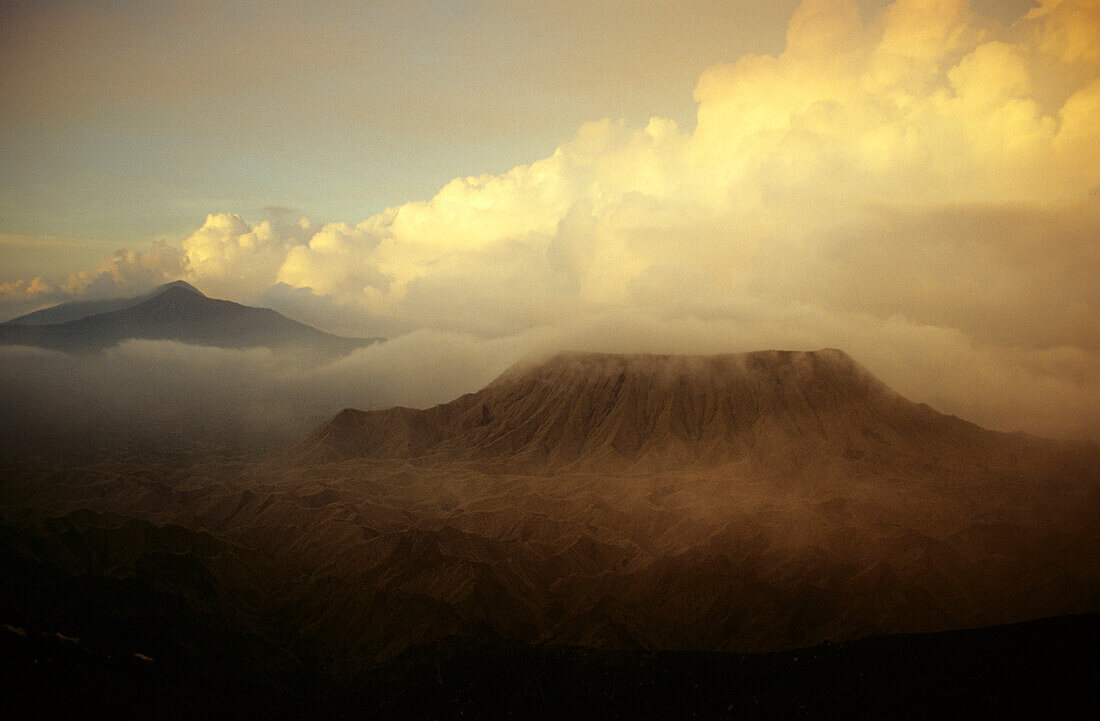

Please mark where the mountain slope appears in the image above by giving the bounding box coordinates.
[1,281,201,326]
[292,349,1068,473]
[0,282,377,355]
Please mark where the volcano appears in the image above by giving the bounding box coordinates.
[294,349,1076,478]
[0,281,377,355]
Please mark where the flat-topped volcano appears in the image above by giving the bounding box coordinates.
[0,281,378,355]
[293,349,1076,473]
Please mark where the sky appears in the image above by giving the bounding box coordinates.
[0,0,1098,443]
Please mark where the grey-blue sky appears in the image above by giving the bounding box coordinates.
[0,0,1033,253]
[0,1,780,243]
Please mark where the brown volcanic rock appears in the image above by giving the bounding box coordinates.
[292,402,474,465]
[243,349,1099,658]
[292,349,1047,474]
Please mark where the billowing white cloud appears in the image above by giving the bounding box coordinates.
[0,241,186,317]
[182,213,318,301]
[2,0,1098,441]
[251,0,1096,334]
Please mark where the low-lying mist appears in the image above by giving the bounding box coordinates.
[2,308,1097,460]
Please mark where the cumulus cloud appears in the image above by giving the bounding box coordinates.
[0,242,186,319]
[181,213,319,301]
[2,0,1098,442]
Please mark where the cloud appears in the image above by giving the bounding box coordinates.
[0,334,526,454]
[0,277,52,303]
[2,0,1098,442]
[0,242,186,320]
[253,0,1095,333]
[181,213,317,302]
[59,242,187,298]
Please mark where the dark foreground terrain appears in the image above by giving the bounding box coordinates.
[1,350,1096,718]
[2,614,1096,720]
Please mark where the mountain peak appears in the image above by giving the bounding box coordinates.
[513,348,859,372]
[0,279,377,355]
[293,349,979,472]
[154,280,205,297]
[492,348,876,396]
[1,280,206,327]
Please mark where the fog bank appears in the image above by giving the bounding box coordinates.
[2,308,1096,459]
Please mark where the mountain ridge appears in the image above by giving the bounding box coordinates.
[1,280,204,326]
[0,281,379,355]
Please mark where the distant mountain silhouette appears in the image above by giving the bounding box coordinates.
[0,281,378,355]
[292,349,1071,473]
[2,280,202,326]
